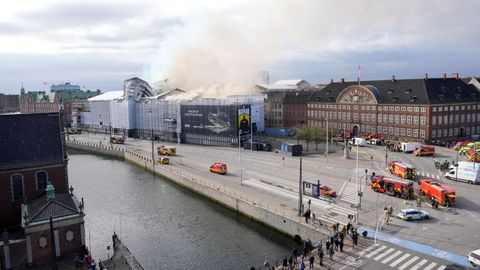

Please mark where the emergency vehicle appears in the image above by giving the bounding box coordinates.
[418,179,456,207]
[209,162,227,175]
[467,150,480,162]
[157,145,176,156]
[389,161,416,180]
[370,175,414,199]
[157,157,169,164]
[413,146,435,156]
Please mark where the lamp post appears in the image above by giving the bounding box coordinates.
[325,117,329,160]
[355,143,359,223]
[455,150,459,182]
[149,111,154,171]
[298,158,303,216]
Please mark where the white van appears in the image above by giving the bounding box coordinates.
[349,137,367,147]
[445,161,480,184]
[401,142,422,153]
[468,249,480,267]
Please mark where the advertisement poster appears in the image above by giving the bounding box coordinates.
[180,104,236,136]
[238,104,251,136]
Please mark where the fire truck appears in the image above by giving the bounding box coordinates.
[389,161,416,180]
[418,179,456,207]
[209,162,227,175]
[370,175,414,199]
[467,150,480,162]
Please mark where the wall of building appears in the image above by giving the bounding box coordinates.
[0,164,68,228]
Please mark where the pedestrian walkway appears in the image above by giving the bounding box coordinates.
[417,171,442,180]
[338,180,358,206]
[357,242,448,270]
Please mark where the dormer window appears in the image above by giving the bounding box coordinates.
[441,86,447,93]
[455,94,462,101]
[405,88,412,94]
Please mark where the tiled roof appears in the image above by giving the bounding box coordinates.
[25,194,81,224]
[284,91,315,104]
[0,113,65,170]
[308,78,480,104]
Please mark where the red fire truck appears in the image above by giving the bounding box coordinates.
[389,161,416,180]
[419,179,456,207]
[370,175,414,199]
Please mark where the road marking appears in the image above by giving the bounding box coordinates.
[409,259,428,270]
[389,253,410,267]
[373,247,394,261]
[398,255,419,270]
[366,245,387,258]
[436,266,446,270]
[381,250,402,264]
[423,262,437,270]
[357,243,378,256]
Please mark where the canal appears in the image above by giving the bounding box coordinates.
[67,150,296,269]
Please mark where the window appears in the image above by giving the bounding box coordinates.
[36,171,48,191]
[433,107,437,112]
[400,128,405,136]
[401,107,406,111]
[461,114,465,123]
[378,114,382,123]
[444,106,448,111]
[395,107,400,111]
[414,107,419,112]
[443,129,448,137]
[394,127,399,135]
[455,106,459,111]
[401,115,406,124]
[454,115,459,123]
[353,105,358,110]
[395,115,399,123]
[389,127,394,134]
[407,129,412,136]
[449,115,454,124]
[414,116,419,125]
[366,106,371,111]
[420,129,426,138]
[353,113,359,121]
[431,130,436,138]
[407,107,412,112]
[371,126,376,132]
[467,114,471,123]
[449,128,453,136]
[461,105,465,110]
[413,129,418,137]
[383,114,388,123]
[454,128,459,136]
[421,107,427,113]
[389,115,394,123]
[383,126,388,134]
[467,105,471,110]
[371,114,376,122]
[389,106,394,111]
[432,116,436,125]
[366,114,371,122]
[438,107,442,112]
[420,116,426,125]
[378,106,382,111]
[11,174,24,201]
[361,106,365,110]
[444,115,448,124]
[407,115,412,124]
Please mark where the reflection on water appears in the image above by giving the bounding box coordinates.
[67,150,294,269]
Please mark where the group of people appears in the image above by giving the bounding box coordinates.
[250,221,362,270]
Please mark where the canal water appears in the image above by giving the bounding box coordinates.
[67,150,295,269]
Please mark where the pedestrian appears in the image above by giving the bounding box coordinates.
[325,240,330,253]
[339,232,344,242]
[303,246,309,260]
[312,212,316,221]
[350,225,355,236]
[328,245,335,260]
[293,248,299,262]
[330,236,334,246]
[353,231,358,246]
[316,239,323,251]
[304,209,310,223]
[288,256,293,268]
[306,239,312,251]
[334,237,339,251]
[309,255,314,270]
[339,239,344,252]
[282,256,288,270]
[331,223,336,233]
[341,225,347,236]
[318,248,324,266]
[346,222,352,235]
[300,261,306,270]
[336,222,340,232]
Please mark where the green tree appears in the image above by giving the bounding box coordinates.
[295,125,314,151]
[312,126,326,150]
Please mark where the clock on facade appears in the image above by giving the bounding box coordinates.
[338,87,375,104]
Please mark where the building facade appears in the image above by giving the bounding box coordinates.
[283,91,314,128]
[0,94,19,113]
[306,75,480,143]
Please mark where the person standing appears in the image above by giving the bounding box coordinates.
[325,240,330,253]
[282,256,288,270]
[334,237,340,251]
[288,256,293,268]
[309,255,314,270]
[346,222,352,236]
[293,248,298,263]
[339,239,344,253]
[328,245,335,260]
[300,261,306,270]
[353,230,359,246]
[318,248,324,266]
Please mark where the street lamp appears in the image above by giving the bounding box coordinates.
[149,111,155,171]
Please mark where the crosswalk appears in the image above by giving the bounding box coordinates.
[357,243,448,270]
[417,171,442,180]
[339,180,360,205]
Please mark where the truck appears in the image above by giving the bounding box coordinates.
[389,161,416,180]
[348,137,367,146]
[413,146,435,156]
[370,175,414,199]
[157,145,176,156]
[466,150,480,162]
[445,161,480,184]
[459,141,480,155]
[401,142,422,153]
[418,179,456,207]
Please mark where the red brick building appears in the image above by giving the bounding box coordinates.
[306,74,480,143]
[0,113,85,268]
[283,91,314,127]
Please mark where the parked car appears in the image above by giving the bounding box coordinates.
[397,208,430,221]
[468,249,480,267]
[319,184,337,197]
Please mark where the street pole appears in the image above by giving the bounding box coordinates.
[250,113,253,152]
[238,130,243,185]
[356,143,359,224]
[385,144,388,166]
[298,157,303,216]
[455,150,458,182]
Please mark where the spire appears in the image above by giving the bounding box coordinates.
[46,182,55,200]
[20,82,25,95]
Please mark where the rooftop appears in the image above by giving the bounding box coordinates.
[88,91,124,101]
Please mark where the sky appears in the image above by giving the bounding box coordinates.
[0,0,479,95]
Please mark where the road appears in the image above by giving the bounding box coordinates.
[71,133,478,267]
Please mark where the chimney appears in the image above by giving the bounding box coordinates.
[341,78,345,84]
[391,75,396,82]
[330,79,334,84]
[424,73,429,80]
[452,73,459,79]
[443,73,447,80]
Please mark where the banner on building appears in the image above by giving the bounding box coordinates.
[237,104,251,136]
[180,104,236,136]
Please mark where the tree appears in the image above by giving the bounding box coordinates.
[312,126,326,150]
[295,125,314,151]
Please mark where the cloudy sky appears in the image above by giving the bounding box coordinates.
[1,0,479,94]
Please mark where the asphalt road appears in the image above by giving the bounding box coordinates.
[71,133,478,266]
